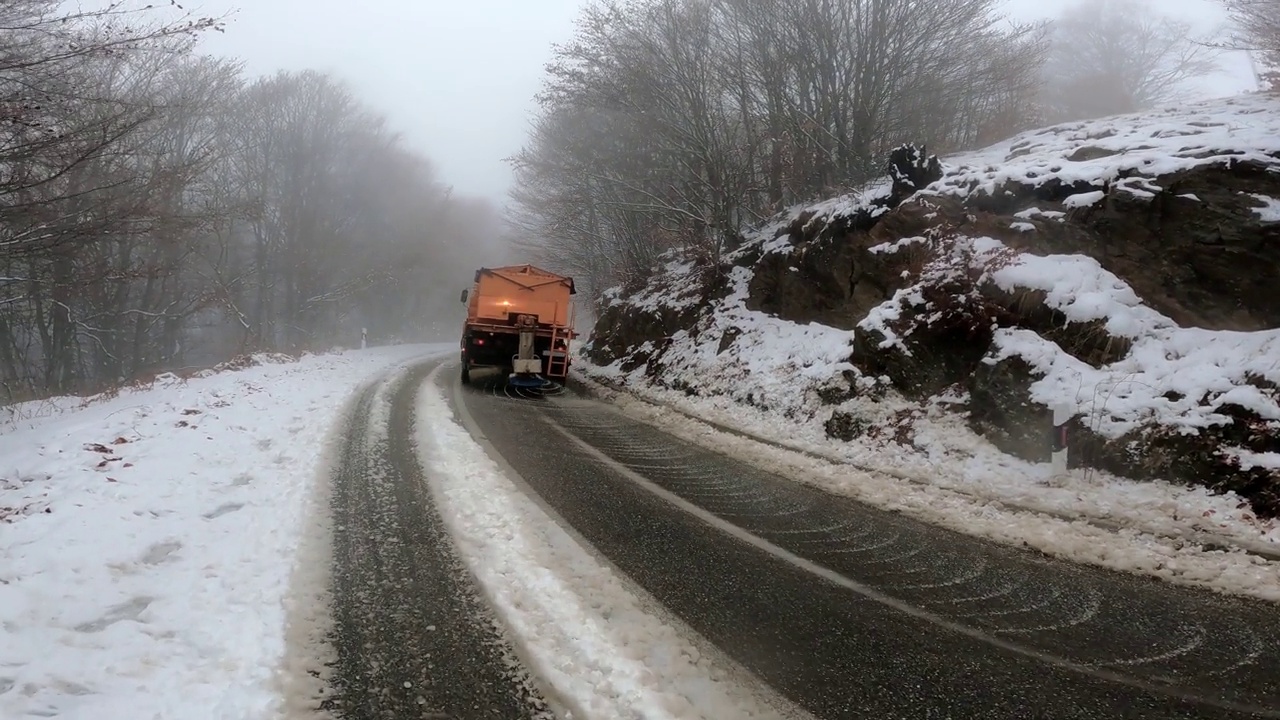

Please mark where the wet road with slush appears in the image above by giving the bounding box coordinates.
[446,366,1280,720]
[323,363,554,720]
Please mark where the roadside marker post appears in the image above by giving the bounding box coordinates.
[1051,403,1071,475]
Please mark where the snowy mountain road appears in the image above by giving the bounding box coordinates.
[445,367,1280,720]
[323,364,555,720]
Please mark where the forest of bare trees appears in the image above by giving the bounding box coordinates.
[508,0,1048,303]
[0,2,503,401]
[1040,0,1220,122]
[1226,0,1280,84]
[5,0,1276,400]
[508,0,1262,306]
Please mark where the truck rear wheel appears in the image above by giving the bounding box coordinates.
[461,363,471,385]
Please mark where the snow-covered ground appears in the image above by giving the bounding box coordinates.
[414,366,805,720]
[0,344,445,720]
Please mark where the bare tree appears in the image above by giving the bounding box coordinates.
[0,1,218,394]
[0,3,505,400]
[222,70,497,353]
[511,0,1047,300]
[1042,0,1220,122]
[1222,0,1280,86]
[508,103,674,304]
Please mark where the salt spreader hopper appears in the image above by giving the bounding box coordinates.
[458,265,578,387]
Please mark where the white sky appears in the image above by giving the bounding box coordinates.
[190,0,1255,204]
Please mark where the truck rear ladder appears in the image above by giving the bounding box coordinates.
[546,324,570,379]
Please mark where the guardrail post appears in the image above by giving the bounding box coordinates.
[361,327,368,350]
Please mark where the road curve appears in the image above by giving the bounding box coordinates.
[447,366,1280,720]
[323,362,553,720]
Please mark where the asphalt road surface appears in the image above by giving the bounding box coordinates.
[323,363,553,720]
[442,366,1280,720]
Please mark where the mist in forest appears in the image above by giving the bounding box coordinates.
[1,0,1271,400]
[0,1,513,400]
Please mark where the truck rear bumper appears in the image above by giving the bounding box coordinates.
[460,325,572,377]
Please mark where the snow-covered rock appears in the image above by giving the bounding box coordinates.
[580,93,1280,554]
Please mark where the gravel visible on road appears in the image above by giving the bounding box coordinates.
[323,364,553,720]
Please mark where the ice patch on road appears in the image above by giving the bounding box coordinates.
[415,368,808,720]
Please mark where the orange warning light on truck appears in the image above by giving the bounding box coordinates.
[458,264,578,387]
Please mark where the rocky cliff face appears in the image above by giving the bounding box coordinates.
[583,93,1280,517]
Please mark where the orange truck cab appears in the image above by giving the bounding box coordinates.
[458,264,578,386]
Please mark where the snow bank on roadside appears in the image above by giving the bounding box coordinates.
[583,312,1280,591]
[654,265,859,415]
[0,344,445,720]
[582,234,1280,568]
[576,373,1280,603]
[414,367,803,720]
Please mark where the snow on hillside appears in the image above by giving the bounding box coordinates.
[861,234,1280,440]
[0,345,442,720]
[930,92,1280,202]
[579,93,1280,597]
[650,265,861,413]
[582,259,1280,599]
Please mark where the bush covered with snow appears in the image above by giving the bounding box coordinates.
[582,92,1280,520]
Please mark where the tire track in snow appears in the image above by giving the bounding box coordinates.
[322,364,552,720]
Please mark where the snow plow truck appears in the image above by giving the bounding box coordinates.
[458,264,578,387]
